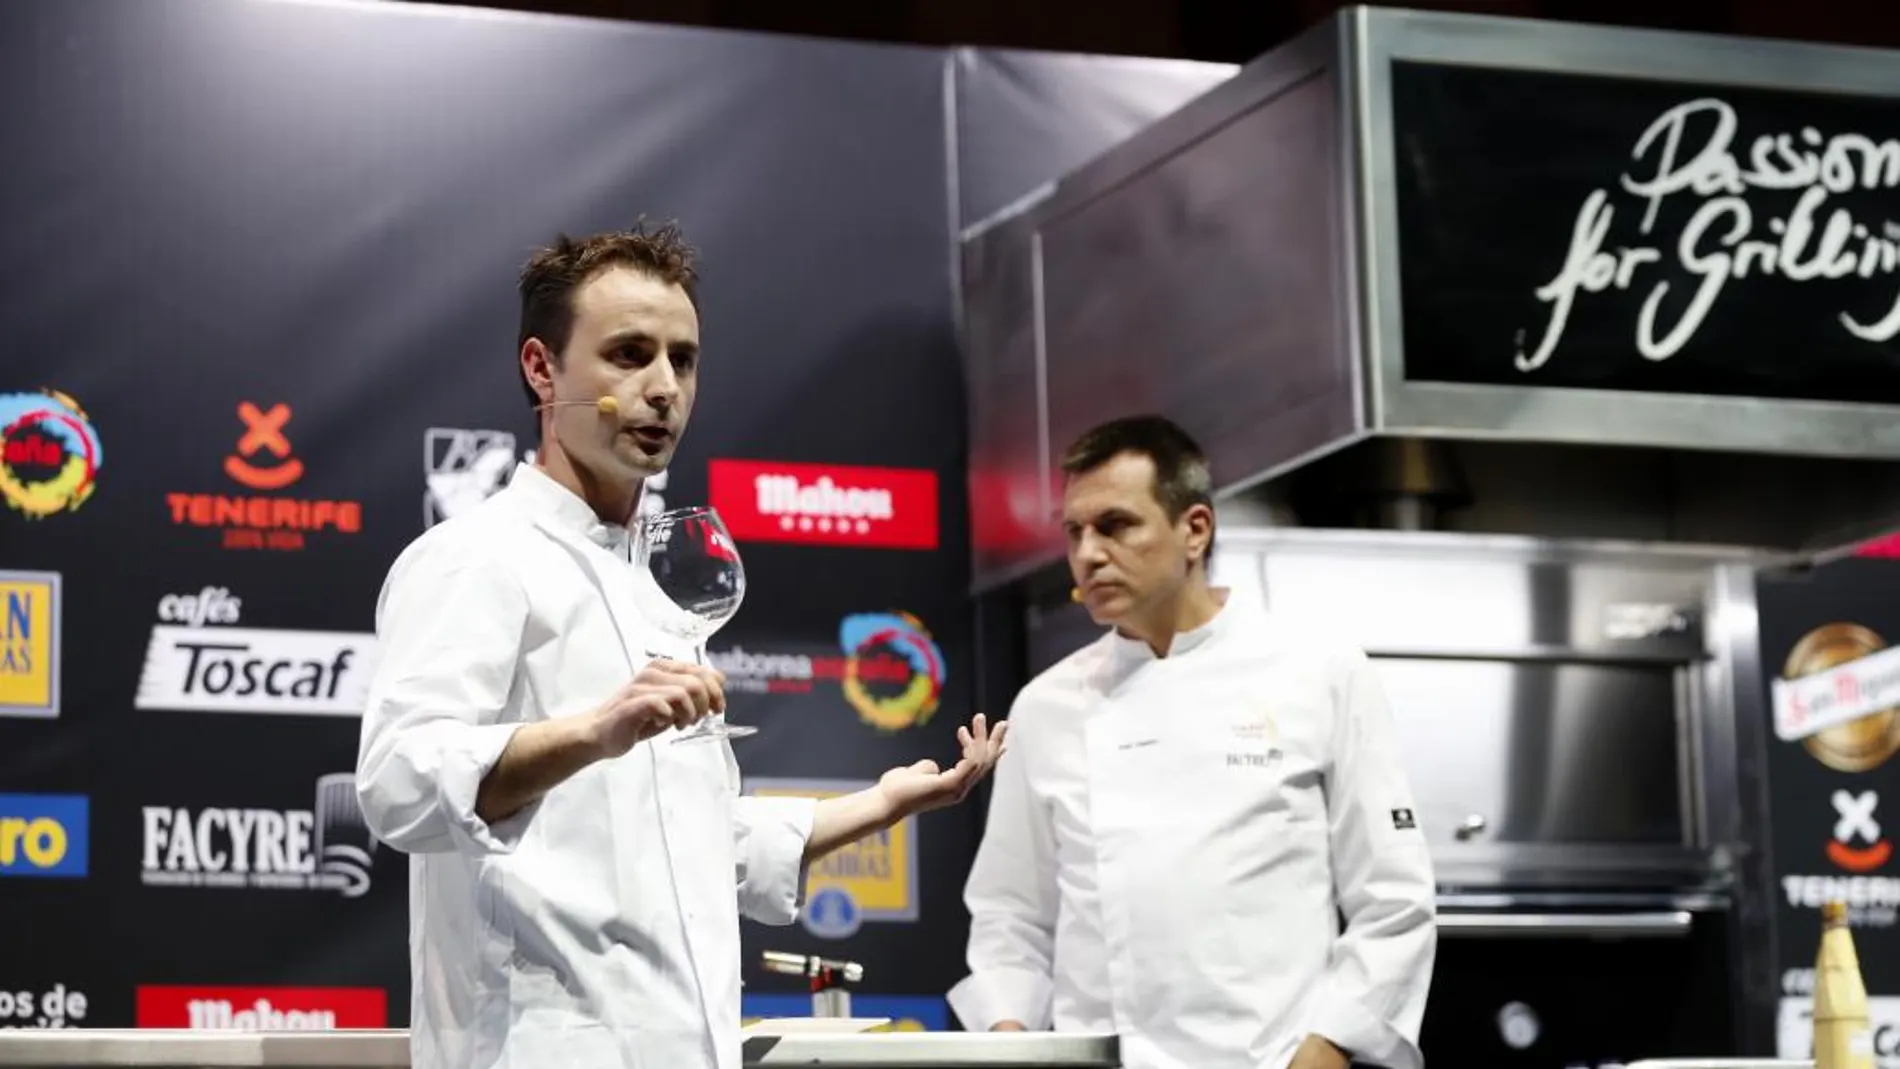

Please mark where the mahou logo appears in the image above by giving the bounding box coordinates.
[135,986,386,1030]
[709,459,937,550]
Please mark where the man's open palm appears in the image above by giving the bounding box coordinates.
[876,713,1009,816]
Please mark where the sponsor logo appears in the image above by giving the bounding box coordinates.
[0,571,59,719]
[0,794,88,878]
[744,778,917,940]
[140,773,380,898]
[840,613,944,731]
[1520,98,1900,375]
[0,984,89,1029]
[742,994,947,1032]
[709,612,945,732]
[1781,872,1900,928]
[136,986,387,1030]
[1831,790,1893,873]
[134,587,376,717]
[1777,994,1900,1067]
[166,402,362,551]
[0,389,101,519]
[709,459,937,550]
[424,427,523,527]
[1771,622,1900,773]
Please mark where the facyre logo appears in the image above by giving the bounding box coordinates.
[1785,792,1900,925]
[167,402,362,551]
[744,778,917,940]
[1520,99,1900,373]
[136,985,388,1030]
[0,570,60,719]
[0,389,102,520]
[134,587,376,717]
[0,985,89,1030]
[141,772,380,899]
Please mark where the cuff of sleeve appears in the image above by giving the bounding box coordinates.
[946,969,1053,1032]
[738,796,817,926]
[438,722,537,854]
[1305,997,1418,1069]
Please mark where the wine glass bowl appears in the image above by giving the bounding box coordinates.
[630,506,757,741]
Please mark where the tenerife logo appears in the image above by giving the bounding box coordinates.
[841,612,945,732]
[0,571,60,719]
[167,402,363,551]
[141,773,380,898]
[0,390,101,519]
[745,778,917,940]
[1830,790,1892,874]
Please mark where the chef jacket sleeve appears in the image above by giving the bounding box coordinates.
[1303,649,1437,1069]
[947,702,1058,1032]
[731,795,818,925]
[355,537,536,857]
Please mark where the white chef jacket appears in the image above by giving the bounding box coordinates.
[948,593,1436,1069]
[355,462,817,1069]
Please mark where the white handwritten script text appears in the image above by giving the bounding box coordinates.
[1519,98,1900,371]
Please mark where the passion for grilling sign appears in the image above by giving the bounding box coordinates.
[1390,60,1900,404]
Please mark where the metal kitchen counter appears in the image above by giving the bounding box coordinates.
[0,1030,1122,1068]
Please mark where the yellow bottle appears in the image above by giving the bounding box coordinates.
[1813,900,1875,1069]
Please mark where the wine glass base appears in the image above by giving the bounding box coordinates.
[671,723,759,743]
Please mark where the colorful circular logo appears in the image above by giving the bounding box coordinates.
[0,389,103,519]
[839,612,944,732]
[1783,622,1900,773]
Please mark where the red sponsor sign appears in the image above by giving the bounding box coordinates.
[709,459,937,550]
[135,986,386,1030]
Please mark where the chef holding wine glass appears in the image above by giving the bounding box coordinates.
[354,222,1007,1069]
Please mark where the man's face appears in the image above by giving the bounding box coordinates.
[539,265,699,483]
[1061,451,1206,625]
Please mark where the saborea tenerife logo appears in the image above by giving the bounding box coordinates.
[710,612,946,732]
[0,390,102,519]
[167,402,362,551]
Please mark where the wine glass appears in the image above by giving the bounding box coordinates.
[631,505,757,742]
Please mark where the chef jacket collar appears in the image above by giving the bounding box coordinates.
[1108,586,1243,663]
[504,461,641,558]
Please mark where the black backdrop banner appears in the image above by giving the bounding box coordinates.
[1390,60,1900,404]
[1756,558,1900,1060]
[0,0,1235,1036]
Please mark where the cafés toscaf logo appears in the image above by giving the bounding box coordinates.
[1519,98,1900,372]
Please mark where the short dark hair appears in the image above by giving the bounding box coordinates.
[516,220,701,411]
[1061,414,1216,560]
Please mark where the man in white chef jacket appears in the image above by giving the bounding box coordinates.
[355,223,1006,1069]
[948,415,1435,1069]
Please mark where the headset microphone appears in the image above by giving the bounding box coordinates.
[537,396,620,416]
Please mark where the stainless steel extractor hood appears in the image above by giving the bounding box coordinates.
[958,5,1900,592]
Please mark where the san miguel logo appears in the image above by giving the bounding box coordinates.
[0,390,102,520]
[1771,622,1900,774]
[167,402,362,551]
[1520,98,1900,373]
